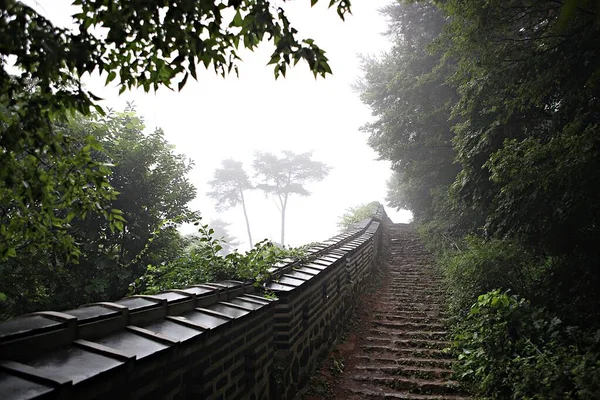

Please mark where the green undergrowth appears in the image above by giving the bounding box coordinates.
[131,219,311,295]
[419,227,600,399]
[452,290,600,399]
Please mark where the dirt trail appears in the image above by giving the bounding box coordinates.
[302,224,471,400]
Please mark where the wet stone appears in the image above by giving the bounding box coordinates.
[28,346,122,384]
[116,297,159,312]
[151,292,190,303]
[185,310,229,329]
[242,294,272,302]
[0,315,63,342]
[0,371,54,400]
[144,320,202,342]
[265,282,294,292]
[216,281,243,289]
[64,306,119,323]
[96,331,168,359]
[179,287,214,297]
[277,276,305,287]
[228,299,264,310]
[208,304,249,319]
[201,283,227,290]
[295,266,321,276]
[285,271,314,281]
[310,258,335,267]
[304,262,329,271]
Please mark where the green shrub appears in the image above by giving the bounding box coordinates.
[439,236,547,316]
[131,220,309,294]
[453,289,600,399]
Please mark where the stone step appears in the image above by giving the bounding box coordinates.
[346,386,472,400]
[360,345,451,360]
[371,324,446,333]
[372,311,448,319]
[362,337,449,350]
[307,227,472,400]
[368,329,448,340]
[355,365,453,380]
[351,375,464,396]
[372,321,447,331]
[353,355,456,369]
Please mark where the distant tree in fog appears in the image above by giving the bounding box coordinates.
[253,151,330,245]
[207,160,254,248]
[208,219,240,255]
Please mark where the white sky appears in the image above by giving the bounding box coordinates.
[31,0,412,249]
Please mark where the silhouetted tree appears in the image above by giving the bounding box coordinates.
[253,151,330,245]
[207,160,254,248]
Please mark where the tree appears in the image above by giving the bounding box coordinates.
[0,0,350,261]
[253,151,330,245]
[436,0,600,255]
[208,160,254,248]
[362,1,600,396]
[357,1,459,224]
[0,107,197,316]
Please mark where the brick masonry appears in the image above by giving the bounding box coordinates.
[0,208,390,400]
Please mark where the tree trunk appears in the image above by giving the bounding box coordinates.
[280,195,288,246]
[240,190,253,249]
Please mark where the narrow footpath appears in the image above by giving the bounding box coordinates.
[304,224,471,400]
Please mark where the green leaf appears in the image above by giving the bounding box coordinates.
[232,10,243,27]
[105,71,117,85]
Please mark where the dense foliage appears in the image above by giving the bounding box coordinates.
[0,108,196,317]
[360,0,600,397]
[453,290,600,399]
[135,219,310,295]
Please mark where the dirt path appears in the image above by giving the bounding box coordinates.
[301,224,471,400]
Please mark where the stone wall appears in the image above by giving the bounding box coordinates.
[0,208,389,400]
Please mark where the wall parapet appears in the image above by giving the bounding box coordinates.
[0,207,390,399]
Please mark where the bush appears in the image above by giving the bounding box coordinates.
[132,220,309,294]
[452,289,600,399]
[439,236,546,316]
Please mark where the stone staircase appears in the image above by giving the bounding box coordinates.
[313,224,471,400]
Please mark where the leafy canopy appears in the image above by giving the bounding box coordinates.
[357,1,458,223]
[0,108,197,316]
[208,159,253,211]
[136,218,310,295]
[253,150,330,198]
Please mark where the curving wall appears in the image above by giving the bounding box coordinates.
[0,207,390,400]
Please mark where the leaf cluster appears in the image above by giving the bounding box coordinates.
[452,289,600,399]
[135,217,310,294]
